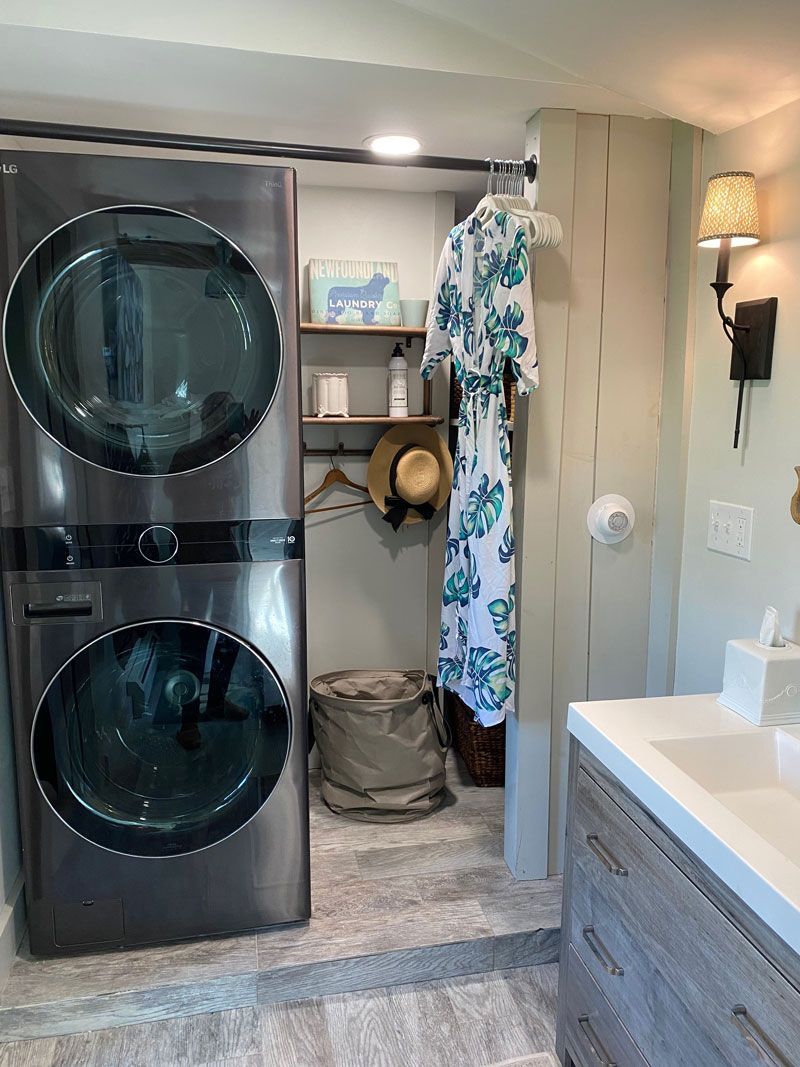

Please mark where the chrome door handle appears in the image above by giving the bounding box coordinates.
[582,925,624,976]
[586,833,628,876]
[731,1005,790,1067]
[578,1016,617,1067]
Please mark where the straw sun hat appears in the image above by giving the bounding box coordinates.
[367,425,453,531]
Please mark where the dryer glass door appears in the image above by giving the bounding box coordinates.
[4,206,282,475]
[32,620,291,856]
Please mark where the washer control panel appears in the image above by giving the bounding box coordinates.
[138,526,179,563]
[1,519,304,571]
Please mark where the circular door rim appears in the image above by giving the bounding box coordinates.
[30,616,294,860]
[2,202,285,479]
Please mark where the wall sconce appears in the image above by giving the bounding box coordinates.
[697,170,777,449]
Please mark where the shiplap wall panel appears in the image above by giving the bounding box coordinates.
[505,109,577,879]
[548,113,610,871]
[508,112,673,877]
[646,122,702,697]
[588,116,672,701]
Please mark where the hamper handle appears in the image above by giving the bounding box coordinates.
[306,698,317,754]
[424,678,451,750]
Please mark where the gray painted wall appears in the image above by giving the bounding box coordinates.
[297,185,455,685]
[674,96,800,692]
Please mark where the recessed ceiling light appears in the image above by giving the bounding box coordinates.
[364,134,422,157]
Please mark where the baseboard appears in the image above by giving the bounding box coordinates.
[0,872,25,988]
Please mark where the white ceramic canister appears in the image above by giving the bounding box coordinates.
[313,372,350,417]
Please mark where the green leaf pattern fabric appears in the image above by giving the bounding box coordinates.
[422,210,538,725]
[499,526,514,564]
[464,474,504,537]
[443,569,470,608]
[488,583,515,637]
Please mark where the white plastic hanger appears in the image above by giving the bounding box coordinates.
[475,160,563,250]
[475,159,526,223]
[474,159,503,225]
[480,160,535,227]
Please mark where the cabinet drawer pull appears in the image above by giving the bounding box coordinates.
[731,1005,790,1067]
[586,833,628,876]
[582,925,624,976]
[578,1016,617,1067]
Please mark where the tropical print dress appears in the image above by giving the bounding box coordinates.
[422,211,538,727]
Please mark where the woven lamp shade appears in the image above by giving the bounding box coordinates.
[698,171,759,248]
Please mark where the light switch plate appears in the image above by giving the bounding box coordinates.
[708,500,754,560]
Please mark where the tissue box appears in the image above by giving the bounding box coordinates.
[718,638,800,726]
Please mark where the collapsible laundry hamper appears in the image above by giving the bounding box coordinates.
[309,669,449,822]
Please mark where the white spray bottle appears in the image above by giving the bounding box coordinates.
[388,342,409,418]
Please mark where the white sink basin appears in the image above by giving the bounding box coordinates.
[569,694,800,956]
[651,727,800,866]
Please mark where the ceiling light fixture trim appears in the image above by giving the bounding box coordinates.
[364,134,422,156]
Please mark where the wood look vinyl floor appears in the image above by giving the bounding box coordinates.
[0,964,561,1067]
[0,753,562,1044]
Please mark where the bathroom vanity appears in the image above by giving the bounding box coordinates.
[557,695,800,1067]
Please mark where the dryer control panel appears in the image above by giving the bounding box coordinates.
[1,519,304,571]
[138,526,180,564]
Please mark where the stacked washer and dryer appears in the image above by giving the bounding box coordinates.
[0,151,310,954]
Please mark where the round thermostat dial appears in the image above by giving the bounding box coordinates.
[138,525,179,563]
[587,495,635,544]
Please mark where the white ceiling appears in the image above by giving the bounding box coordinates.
[0,0,798,202]
[400,0,800,134]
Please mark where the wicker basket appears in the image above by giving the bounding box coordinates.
[503,366,517,426]
[445,689,505,787]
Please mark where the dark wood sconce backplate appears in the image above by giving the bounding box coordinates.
[730,297,778,381]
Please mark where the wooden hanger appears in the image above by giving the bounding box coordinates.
[303,463,369,506]
[305,498,371,514]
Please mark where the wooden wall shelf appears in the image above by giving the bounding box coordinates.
[303,415,443,426]
[301,322,436,424]
[300,322,426,338]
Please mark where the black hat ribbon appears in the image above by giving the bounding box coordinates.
[382,444,436,532]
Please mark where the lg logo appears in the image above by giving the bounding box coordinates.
[1,163,17,175]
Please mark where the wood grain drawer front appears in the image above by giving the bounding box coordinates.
[564,944,647,1067]
[571,765,800,1067]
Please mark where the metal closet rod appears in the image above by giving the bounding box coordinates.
[0,118,538,180]
[304,442,372,458]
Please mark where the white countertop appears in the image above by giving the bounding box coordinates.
[568,693,800,957]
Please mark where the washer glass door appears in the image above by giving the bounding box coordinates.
[32,621,291,856]
[4,206,281,475]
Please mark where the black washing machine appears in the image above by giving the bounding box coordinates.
[2,525,309,953]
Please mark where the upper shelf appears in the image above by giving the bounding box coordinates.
[300,322,427,338]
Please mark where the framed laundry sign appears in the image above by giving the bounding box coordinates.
[309,259,401,326]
